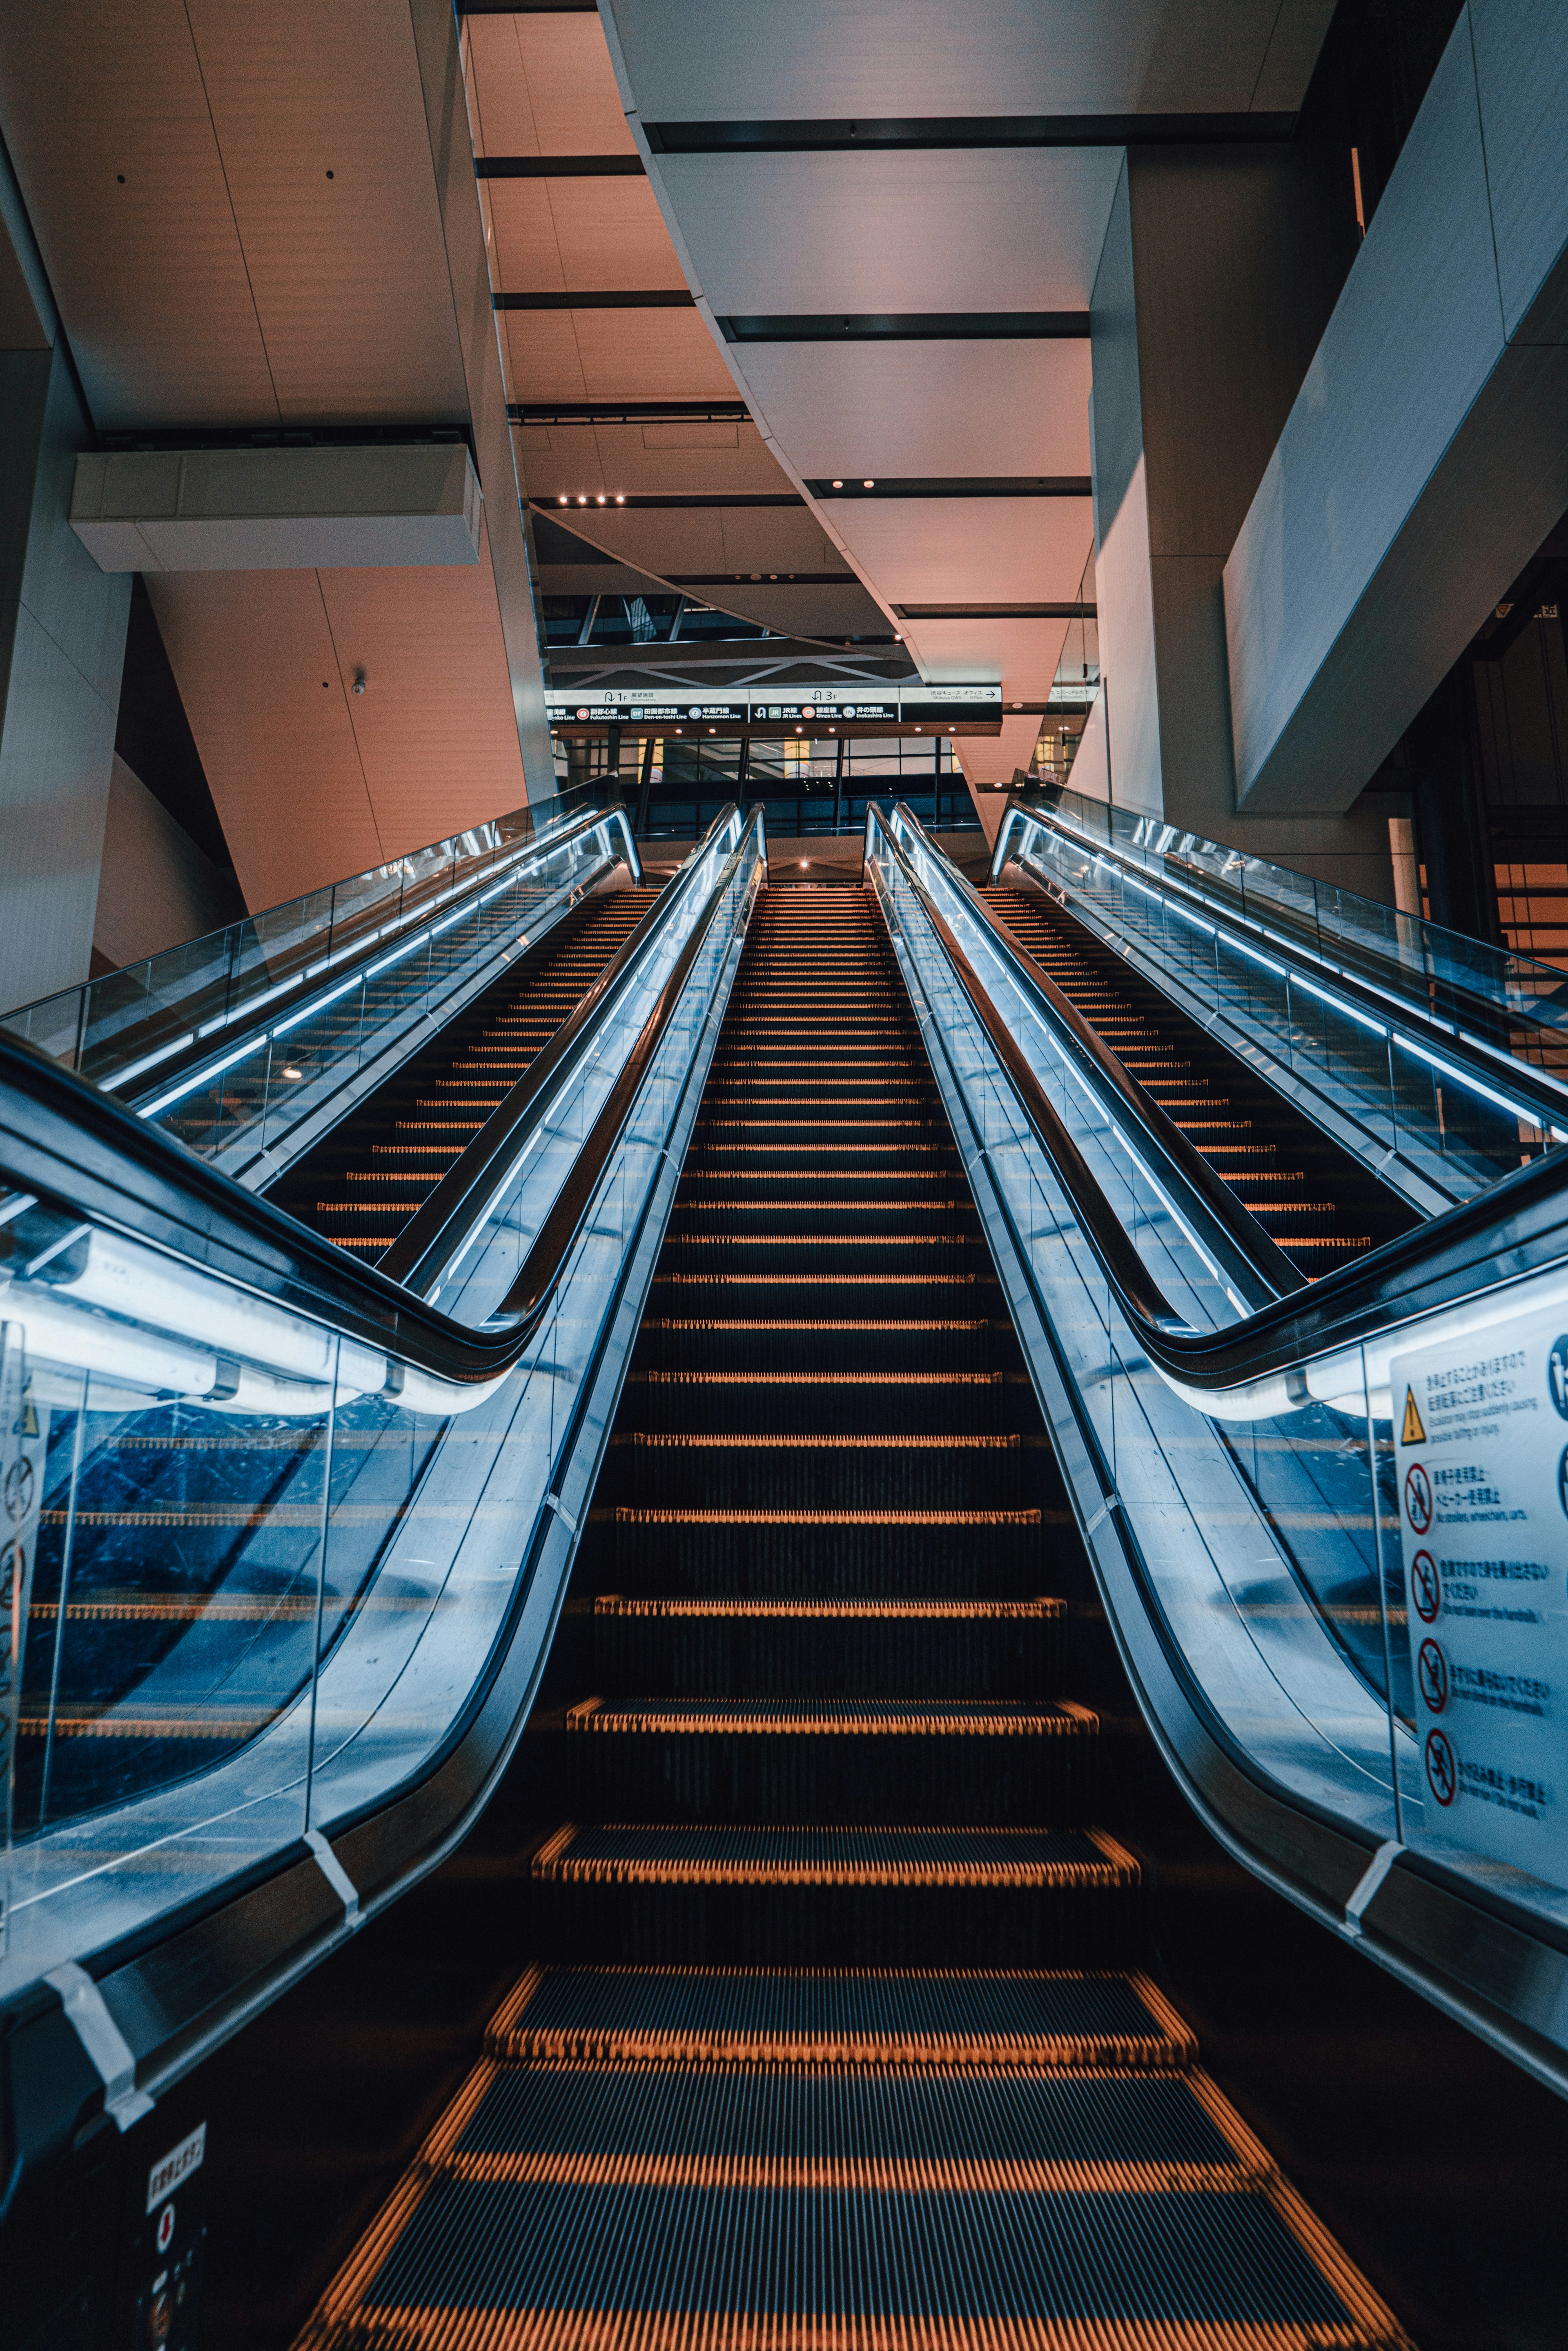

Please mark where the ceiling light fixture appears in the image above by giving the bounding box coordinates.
[831,478,843,489]
[596,494,606,504]
[862,478,874,488]
[615,494,625,504]
[557,495,567,505]
[577,495,587,505]
[894,633,903,642]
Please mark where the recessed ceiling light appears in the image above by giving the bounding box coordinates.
[831,478,843,489]
[615,494,624,504]
[862,478,874,488]
[915,726,922,732]
[577,495,587,505]
[557,494,567,505]
[596,494,606,504]
[894,633,903,642]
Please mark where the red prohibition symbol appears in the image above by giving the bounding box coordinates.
[1417,1638,1449,1713]
[1425,1727,1457,1807]
[1404,1461,1433,1535]
[156,2202,176,2255]
[1411,1550,1441,1623]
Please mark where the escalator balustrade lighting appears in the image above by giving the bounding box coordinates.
[271,888,659,1255]
[298,885,1409,2351]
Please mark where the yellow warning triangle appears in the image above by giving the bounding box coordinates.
[1401,1386,1426,1446]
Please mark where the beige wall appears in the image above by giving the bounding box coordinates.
[91,754,240,972]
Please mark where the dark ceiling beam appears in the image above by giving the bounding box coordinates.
[496,290,695,309]
[808,477,1091,499]
[895,602,1097,618]
[512,401,750,425]
[719,312,1088,341]
[645,114,1297,154]
[477,156,646,177]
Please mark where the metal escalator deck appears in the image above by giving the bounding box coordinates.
[984,882,1419,1274]
[269,883,660,1255]
[295,884,1410,2351]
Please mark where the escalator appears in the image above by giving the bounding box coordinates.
[269,884,659,1255]
[294,884,1407,2350]
[5,789,1568,2347]
[983,884,1416,1274]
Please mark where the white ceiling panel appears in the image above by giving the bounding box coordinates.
[485,178,688,294]
[734,341,1092,478]
[964,711,1050,788]
[0,2,276,426]
[553,506,840,577]
[186,4,468,424]
[898,615,1071,693]
[830,497,1093,604]
[662,151,1123,312]
[607,0,1330,120]
[508,307,739,403]
[469,12,638,156]
[518,419,793,501]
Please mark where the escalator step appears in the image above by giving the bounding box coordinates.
[483,1964,1193,2070]
[591,1594,1065,1698]
[564,1696,1098,1821]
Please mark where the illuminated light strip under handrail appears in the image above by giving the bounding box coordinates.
[992,798,1568,1143]
[129,804,637,1118]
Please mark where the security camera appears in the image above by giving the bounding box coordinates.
[352,671,367,695]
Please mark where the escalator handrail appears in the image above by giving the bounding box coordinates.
[0,814,757,1398]
[869,808,1568,1399]
[886,804,1304,1315]
[382,803,742,1295]
[121,799,640,1119]
[991,795,1568,1132]
[494,805,766,1339]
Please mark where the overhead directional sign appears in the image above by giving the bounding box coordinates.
[544,685,1002,733]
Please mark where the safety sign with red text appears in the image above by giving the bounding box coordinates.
[1392,1306,1568,1883]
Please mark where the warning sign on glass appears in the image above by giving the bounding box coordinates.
[1391,1307,1568,1883]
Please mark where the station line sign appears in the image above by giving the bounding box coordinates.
[545,685,1002,735]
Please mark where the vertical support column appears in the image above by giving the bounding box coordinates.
[0,161,130,1011]
[1087,143,1398,896]
[833,733,846,834]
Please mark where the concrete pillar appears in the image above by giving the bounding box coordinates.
[0,154,129,1012]
[1088,141,1396,898]
[1224,1,1568,817]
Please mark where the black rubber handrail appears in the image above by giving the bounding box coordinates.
[889,805,1303,1315]
[382,802,742,1295]
[0,814,762,1393]
[871,811,1568,1395]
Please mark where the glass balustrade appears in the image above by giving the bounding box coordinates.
[995,793,1568,1207]
[0,807,763,2002]
[0,781,619,1128]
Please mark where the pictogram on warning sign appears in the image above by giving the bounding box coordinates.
[1404,1461,1432,1534]
[1425,1727,1457,1807]
[1417,1637,1449,1713]
[1411,1550,1441,1624]
[1401,1386,1426,1446]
